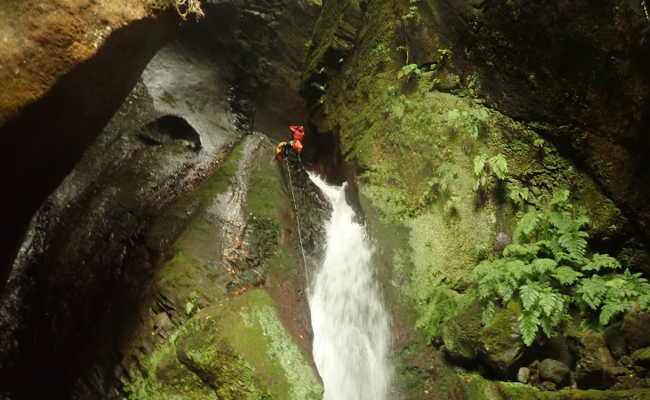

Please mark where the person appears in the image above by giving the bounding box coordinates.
[275,126,305,172]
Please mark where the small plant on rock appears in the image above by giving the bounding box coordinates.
[418,162,457,209]
[473,154,508,195]
[152,0,205,20]
[507,183,530,209]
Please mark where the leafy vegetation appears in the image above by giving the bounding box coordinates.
[415,286,471,339]
[507,183,530,209]
[474,190,650,345]
[401,0,421,21]
[184,290,200,316]
[473,154,508,193]
[418,162,457,209]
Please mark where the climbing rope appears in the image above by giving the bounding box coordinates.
[643,0,650,22]
[285,161,311,284]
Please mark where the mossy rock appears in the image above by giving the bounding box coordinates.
[441,301,482,365]
[620,307,650,353]
[570,329,617,390]
[122,289,322,400]
[455,372,650,400]
[632,347,650,369]
[175,319,268,399]
[478,305,527,379]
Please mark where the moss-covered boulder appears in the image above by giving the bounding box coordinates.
[123,290,322,400]
[571,330,618,390]
[440,301,532,379]
[478,306,529,379]
[620,308,650,353]
[440,301,482,365]
[631,347,650,369]
[538,359,570,387]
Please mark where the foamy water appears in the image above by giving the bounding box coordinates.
[308,173,392,400]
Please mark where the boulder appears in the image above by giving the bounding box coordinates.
[517,367,531,384]
[620,308,650,353]
[571,330,618,389]
[539,358,570,386]
[440,302,482,366]
[604,324,628,359]
[477,306,528,379]
[631,347,650,369]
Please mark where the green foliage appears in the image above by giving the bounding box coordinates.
[185,291,200,316]
[397,64,423,80]
[401,0,421,21]
[472,154,509,193]
[415,286,469,339]
[473,191,650,345]
[419,162,457,209]
[507,184,530,208]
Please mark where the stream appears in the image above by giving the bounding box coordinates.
[307,173,392,400]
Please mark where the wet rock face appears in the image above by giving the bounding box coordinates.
[0,31,245,398]
[181,0,321,138]
[138,115,203,150]
[0,0,323,397]
[0,14,178,289]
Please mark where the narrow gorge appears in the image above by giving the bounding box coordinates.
[1,1,650,400]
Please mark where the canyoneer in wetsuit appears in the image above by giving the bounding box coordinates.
[275,125,305,172]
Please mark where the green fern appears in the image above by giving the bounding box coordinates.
[552,266,583,285]
[472,190,649,346]
[513,211,540,242]
[472,153,508,194]
[577,276,608,309]
[532,258,557,274]
[488,154,508,180]
[583,253,621,272]
[508,184,530,208]
[519,311,541,346]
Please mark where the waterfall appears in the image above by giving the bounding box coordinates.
[307,173,392,400]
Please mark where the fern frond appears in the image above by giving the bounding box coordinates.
[638,294,650,310]
[549,189,570,208]
[548,211,570,231]
[482,301,497,326]
[532,258,557,274]
[584,254,622,272]
[539,316,553,338]
[504,243,539,260]
[519,311,541,346]
[496,280,516,302]
[473,155,487,177]
[599,301,629,325]
[571,215,591,231]
[558,231,588,258]
[539,291,559,318]
[505,259,529,281]
[552,266,583,285]
[520,283,540,310]
[477,280,494,299]
[473,259,496,279]
[488,154,508,180]
[514,211,540,242]
[578,276,608,309]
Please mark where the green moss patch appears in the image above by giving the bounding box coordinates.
[122,289,321,399]
[214,289,322,400]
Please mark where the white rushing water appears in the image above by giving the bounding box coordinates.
[308,173,392,400]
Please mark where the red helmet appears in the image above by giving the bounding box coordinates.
[289,125,305,141]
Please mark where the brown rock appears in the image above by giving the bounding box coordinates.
[539,359,570,386]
